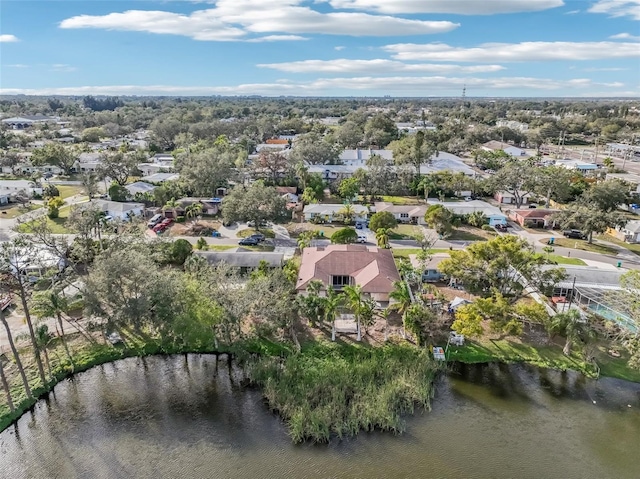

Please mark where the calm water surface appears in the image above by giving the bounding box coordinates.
[1,355,639,479]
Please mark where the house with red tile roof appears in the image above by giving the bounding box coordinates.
[509,208,559,229]
[295,244,401,304]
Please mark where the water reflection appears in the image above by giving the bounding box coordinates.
[1,356,639,479]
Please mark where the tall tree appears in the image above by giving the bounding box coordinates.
[342,284,365,341]
[97,151,140,186]
[0,300,32,400]
[389,131,438,178]
[489,162,539,208]
[551,309,593,356]
[221,183,287,229]
[553,205,626,243]
[424,204,457,238]
[438,235,565,301]
[364,114,398,147]
[289,132,340,165]
[178,146,237,197]
[251,150,292,184]
[31,290,75,371]
[0,238,48,386]
[30,144,77,175]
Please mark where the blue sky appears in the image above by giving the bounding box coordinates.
[1,0,639,97]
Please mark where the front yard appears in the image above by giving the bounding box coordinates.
[541,237,619,255]
[16,205,72,234]
[448,226,495,241]
[0,203,40,219]
[595,235,640,257]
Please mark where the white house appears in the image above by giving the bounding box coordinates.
[494,191,533,205]
[91,199,145,220]
[303,204,369,223]
[339,149,393,166]
[606,173,640,195]
[137,163,175,176]
[429,199,508,226]
[0,190,10,205]
[141,172,180,184]
[555,159,598,173]
[374,202,428,225]
[0,180,43,197]
[125,181,157,197]
[611,220,640,244]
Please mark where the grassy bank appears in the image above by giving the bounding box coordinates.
[447,337,640,382]
[247,342,439,443]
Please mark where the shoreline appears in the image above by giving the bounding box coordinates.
[2,337,639,436]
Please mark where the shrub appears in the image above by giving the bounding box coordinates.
[481,224,494,231]
[369,211,397,232]
[330,227,358,244]
[170,239,193,265]
[175,215,186,223]
[195,238,208,250]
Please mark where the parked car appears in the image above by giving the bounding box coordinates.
[239,237,259,246]
[355,223,364,230]
[247,220,268,228]
[563,229,587,239]
[528,204,538,209]
[147,214,164,228]
[153,224,167,234]
[159,218,174,227]
[495,224,508,232]
[357,234,367,243]
[249,233,265,242]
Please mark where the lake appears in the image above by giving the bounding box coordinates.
[1,355,639,479]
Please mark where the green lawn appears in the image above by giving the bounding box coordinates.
[449,336,640,382]
[388,224,421,240]
[392,248,450,259]
[237,228,276,238]
[379,195,422,205]
[449,338,597,376]
[595,235,640,257]
[542,237,619,255]
[17,205,72,234]
[204,245,236,251]
[545,254,587,265]
[0,203,40,219]
[56,185,85,199]
[449,227,493,241]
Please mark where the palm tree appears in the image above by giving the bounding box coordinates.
[35,324,53,381]
[342,284,364,341]
[338,204,355,225]
[0,306,32,400]
[323,286,342,341]
[418,175,438,201]
[0,353,14,413]
[376,228,390,248]
[0,240,47,387]
[551,309,591,356]
[389,281,413,338]
[378,308,391,341]
[467,211,487,228]
[162,197,180,218]
[31,290,75,372]
[185,202,203,224]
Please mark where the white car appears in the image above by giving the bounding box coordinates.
[357,235,367,243]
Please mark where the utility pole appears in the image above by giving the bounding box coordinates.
[594,136,600,165]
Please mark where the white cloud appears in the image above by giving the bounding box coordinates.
[0,34,19,42]
[589,0,640,20]
[2,76,631,97]
[5,64,28,68]
[257,58,505,74]
[583,67,628,71]
[59,1,459,40]
[384,41,640,62]
[565,9,580,14]
[50,64,77,72]
[324,0,564,15]
[335,46,346,51]
[610,32,640,40]
[247,35,308,42]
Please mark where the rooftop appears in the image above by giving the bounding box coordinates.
[296,244,400,293]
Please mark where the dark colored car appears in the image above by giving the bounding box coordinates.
[563,229,586,239]
[239,237,259,246]
[249,233,265,242]
[355,223,364,230]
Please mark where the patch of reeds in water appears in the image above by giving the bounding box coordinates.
[248,342,438,443]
